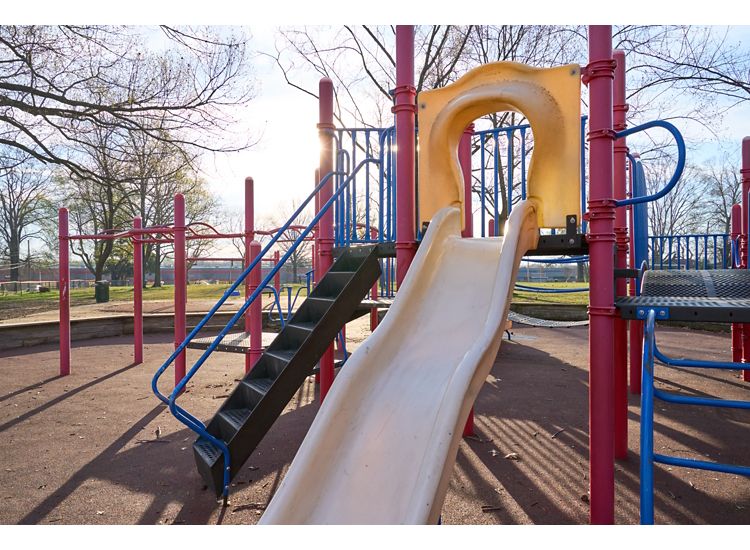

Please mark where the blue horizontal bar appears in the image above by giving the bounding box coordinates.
[654,454,750,477]
[514,284,589,294]
[654,344,747,371]
[654,388,750,410]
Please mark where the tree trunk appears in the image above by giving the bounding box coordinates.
[153,242,162,287]
[8,234,20,283]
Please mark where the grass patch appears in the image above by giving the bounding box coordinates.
[512,281,589,305]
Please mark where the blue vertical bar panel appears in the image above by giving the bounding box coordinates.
[520,127,527,200]
[694,237,698,270]
[507,129,515,215]
[378,130,385,243]
[386,129,392,242]
[713,235,717,269]
[659,237,664,269]
[676,237,682,269]
[480,133,486,237]
[722,235,728,268]
[493,130,499,236]
[703,235,708,269]
[650,237,656,271]
[350,130,356,245]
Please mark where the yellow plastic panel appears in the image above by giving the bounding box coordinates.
[417,62,581,229]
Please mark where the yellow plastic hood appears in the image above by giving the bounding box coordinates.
[417,62,581,230]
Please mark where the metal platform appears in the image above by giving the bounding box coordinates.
[616,269,750,323]
[185,331,278,354]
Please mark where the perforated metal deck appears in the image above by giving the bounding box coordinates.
[616,269,750,322]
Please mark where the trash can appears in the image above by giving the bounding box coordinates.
[94,280,110,303]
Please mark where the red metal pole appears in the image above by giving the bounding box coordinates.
[244,177,257,373]
[586,25,616,525]
[248,241,263,372]
[59,208,70,377]
[370,230,380,332]
[133,217,143,365]
[460,123,476,437]
[731,203,742,362]
[174,194,187,387]
[488,219,495,237]
[274,250,281,292]
[742,137,750,381]
[629,153,643,395]
[613,49,629,460]
[319,78,336,401]
[393,25,417,287]
[314,169,320,286]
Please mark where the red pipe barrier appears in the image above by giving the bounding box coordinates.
[613,49,629,460]
[319,79,336,401]
[370,228,380,332]
[174,194,187,387]
[394,25,417,287]
[59,208,70,377]
[460,123,476,437]
[731,204,742,362]
[742,137,750,381]
[488,219,495,237]
[133,217,143,365]
[586,25,616,524]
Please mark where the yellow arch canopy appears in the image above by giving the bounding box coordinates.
[417,62,582,230]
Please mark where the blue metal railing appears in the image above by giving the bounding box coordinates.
[647,234,732,270]
[152,158,380,499]
[640,310,750,524]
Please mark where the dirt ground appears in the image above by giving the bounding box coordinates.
[0,318,748,525]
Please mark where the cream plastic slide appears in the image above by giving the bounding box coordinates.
[259,200,539,525]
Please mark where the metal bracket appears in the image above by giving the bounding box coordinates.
[636,307,669,320]
[526,214,589,256]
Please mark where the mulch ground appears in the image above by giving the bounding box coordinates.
[0,324,748,525]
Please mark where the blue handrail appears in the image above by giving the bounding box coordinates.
[640,309,750,525]
[152,158,380,499]
[615,120,686,207]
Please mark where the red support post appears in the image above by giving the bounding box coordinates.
[274,250,281,293]
[370,230,380,332]
[59,208,70,377]
[318,78,336,401]
[731,203,742,362]
[613,49,629,460]
[742,137,750,381]
[174,194,187,387]
[248,241,263,372]
[488,219,495,238]
[133,217,143,365]
[393,25,417,287]
[586,25,616,525]
[314,169,320,287]
[460,123,476,437]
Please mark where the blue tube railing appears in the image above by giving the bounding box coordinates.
[640,309,750,524]
[152,158,380,499]
[647,234,731,270]
[615,120,686,208]
[514,283,589,294]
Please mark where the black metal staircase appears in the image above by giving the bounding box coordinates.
[193,245,382,496]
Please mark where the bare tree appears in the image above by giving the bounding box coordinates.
[0,147,52,283]
[0,25,256,185]
[698,154,742,234]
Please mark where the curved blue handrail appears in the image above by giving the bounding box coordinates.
[615,120,686,207]
[153,158,380,499]
[263,284,286,328]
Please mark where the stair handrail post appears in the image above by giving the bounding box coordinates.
[586,24,617,525]
[318,78,336,401]
[59,207,70,377]
[613,49,629,460]
[393,25,417,286]
[174,193,187,387]
[274,249,281,293]
[133,216,144,365]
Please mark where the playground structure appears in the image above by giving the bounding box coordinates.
[31,25,747,525]
[147,25,750,525]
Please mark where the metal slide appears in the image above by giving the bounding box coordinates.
[260,200,539,524]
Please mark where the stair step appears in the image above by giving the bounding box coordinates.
[194,437,222,465]
[218,408,253,436]
[288,321,317,332]
[240,377,275,406]
[265,349,296,363]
